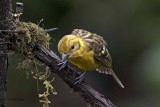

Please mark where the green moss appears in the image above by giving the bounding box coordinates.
[11,22,50,54]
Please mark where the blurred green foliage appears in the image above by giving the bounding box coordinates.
[6,0,160,107]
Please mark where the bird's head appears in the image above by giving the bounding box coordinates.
[58,34,86,62]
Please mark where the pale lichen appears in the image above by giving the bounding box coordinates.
[39,79,57,107]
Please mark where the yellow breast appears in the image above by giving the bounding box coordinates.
[68,50,100,70]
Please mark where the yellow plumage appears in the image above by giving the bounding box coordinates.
[58,29,124,88]
[69,50,100,70]
[58,34,99,70]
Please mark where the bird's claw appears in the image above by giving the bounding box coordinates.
[57,60,68,70]
[74,71,86,85]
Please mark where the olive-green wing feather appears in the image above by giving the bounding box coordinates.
[72,29,124,88]
[93,37,124,88]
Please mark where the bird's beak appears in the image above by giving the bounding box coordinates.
[61,53,69,62]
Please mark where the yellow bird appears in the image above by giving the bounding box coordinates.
[58,29,124,88]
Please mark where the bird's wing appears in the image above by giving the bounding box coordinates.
[71,29,107,50]
[92,36,124,88]
[72,29,124,88]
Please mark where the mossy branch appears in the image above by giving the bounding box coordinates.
[33,44,116,107]
[8,20,116,107]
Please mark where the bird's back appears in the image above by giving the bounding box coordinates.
[72,29,124,88]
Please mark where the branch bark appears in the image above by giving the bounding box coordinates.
[33,44,116,107]
[0,0,12,106]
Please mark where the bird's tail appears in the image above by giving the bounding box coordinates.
[108,69,124,88]
[96,67,124,88]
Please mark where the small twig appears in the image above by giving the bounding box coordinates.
[16,2,23,14]
[0,42,11,45]
[0,30,20,33]
[44,28,58,33]
[15,2,23,22]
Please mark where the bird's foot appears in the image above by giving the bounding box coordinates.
[57,60,68,70]
[74,71,86,85]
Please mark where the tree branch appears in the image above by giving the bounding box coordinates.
[33,44,116,107]
[0,0,12,106]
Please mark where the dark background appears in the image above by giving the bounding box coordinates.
[7,0,160,107]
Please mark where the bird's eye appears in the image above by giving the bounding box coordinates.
[71,45,75,50]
